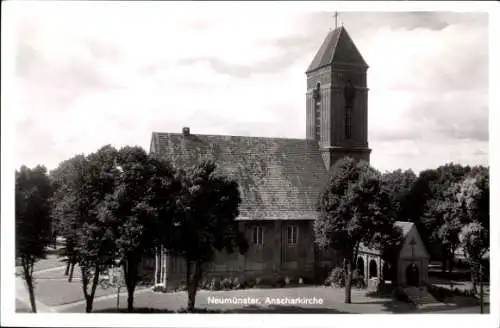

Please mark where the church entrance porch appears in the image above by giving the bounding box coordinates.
[406,263,420,287]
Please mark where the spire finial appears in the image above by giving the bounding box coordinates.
[330,12,340,31]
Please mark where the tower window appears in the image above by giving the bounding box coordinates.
[345,107,352,139]
[314,82,321,139]
[344,80,355,139]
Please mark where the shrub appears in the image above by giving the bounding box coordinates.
[232,277,241,289]
[273,276,286,288]
[242,277,256,289]
[351,269,366,289]
[324,267,367,289]
[151,285,168,293]
[211,277,221,291]
[220,277,232,290]
[175,282,187,292]
[394,289,412,303]
[325,267,345,287]
[255,277,262,286]
[199,278,211,290]
[426,283,477,302]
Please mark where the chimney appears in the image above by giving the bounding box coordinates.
[182,127,190,136]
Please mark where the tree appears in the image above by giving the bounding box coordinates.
[314,157,396,303]
[376,225,404,286]
[77,146,121,313]
[456,167,489,230]
[381,169,417,221]
[51,145,120,312]
[50,155,87,282]
[455,168,489,293]
[459,222,488,294]
[98,146,180,312]
[98,263,125,311]
[432,183,465,273]
[433,167,489,274]
[15,165,53,313]
[160,160,248,312]
[413,163,471,270]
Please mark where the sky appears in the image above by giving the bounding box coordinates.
[7,2,490,174]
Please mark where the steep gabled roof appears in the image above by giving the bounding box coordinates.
[306,26,368,73]
[150,132,329,221]
[359,221,417,255]
[395,221,414,237]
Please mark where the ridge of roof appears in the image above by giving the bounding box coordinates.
[152,131,314,143]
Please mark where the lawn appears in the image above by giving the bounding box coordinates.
[59,286,405,314]
[34,255,67,272]
[16,299,32,313]
[35,266,82,280]
[34,278,120,306]
[57,285,488,314]
[15,255,66,277]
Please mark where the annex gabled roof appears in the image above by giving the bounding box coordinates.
[306,26,368,73]
[150,132,329,221]
[359,221,419,255]
[395,221,414,237]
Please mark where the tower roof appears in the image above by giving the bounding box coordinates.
[306,26,368,73]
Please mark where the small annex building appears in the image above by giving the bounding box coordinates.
[357,221,430,289]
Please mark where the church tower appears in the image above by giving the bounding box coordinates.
[306,26,371,170]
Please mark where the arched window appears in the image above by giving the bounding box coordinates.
[356,257,365,277]
[369,259,378,278]
[314,82,321,139]
[344,80,355,139]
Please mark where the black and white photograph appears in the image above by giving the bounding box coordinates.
[1,1,497,327]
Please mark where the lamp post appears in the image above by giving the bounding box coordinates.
[479,251,489,314]
[479,262,483,314]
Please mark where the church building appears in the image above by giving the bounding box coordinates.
[148,26,428,289]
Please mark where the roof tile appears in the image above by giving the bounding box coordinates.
[152,132,329,221]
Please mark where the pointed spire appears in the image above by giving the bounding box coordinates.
[306,26,368,74]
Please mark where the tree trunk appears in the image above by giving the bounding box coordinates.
[124,257,139,313]
[65,260,70,276]
[68,260,76,282]
[81,264,100,313]
[344,260,353,304]
[127,288,135,313]
[448,256,455,274]
[85,296,93,313]
[116,286,121,311]
[441,244,449,273]
[472,262,479,295]
[26,279,37,313]
[187,285,197,312]
[22,257,37,313]
[186,260,193,312]
[187,261,203,313]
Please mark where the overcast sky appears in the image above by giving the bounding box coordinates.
[8,3,489,174]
